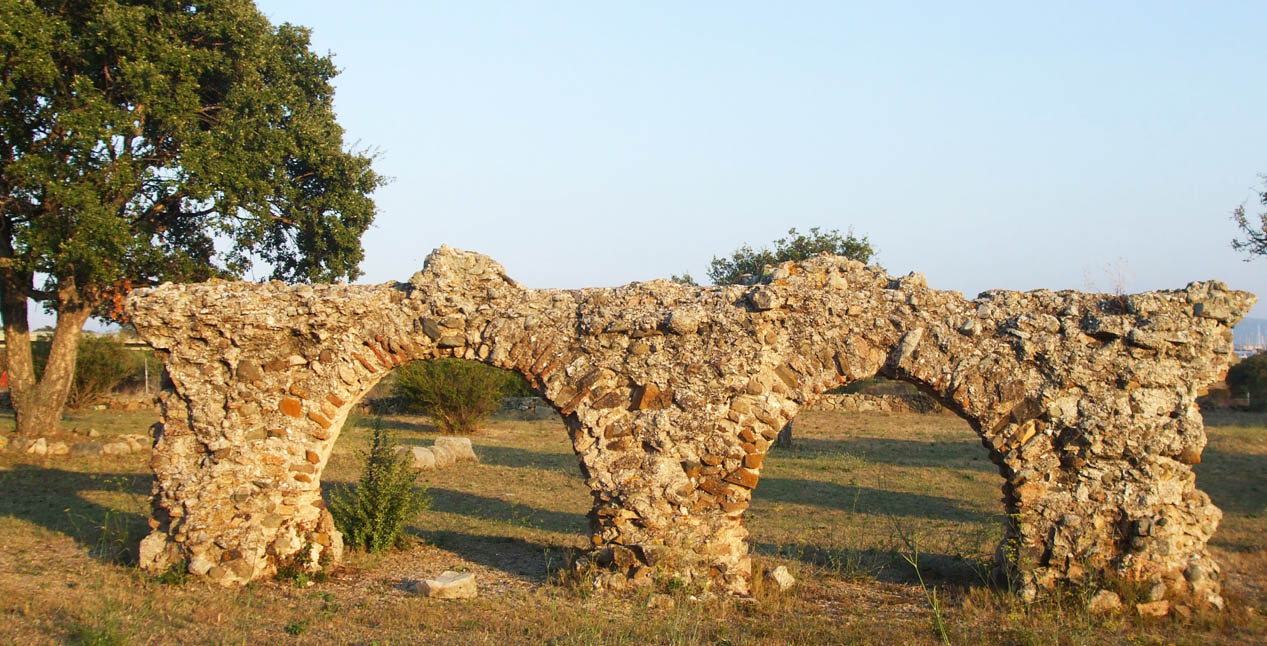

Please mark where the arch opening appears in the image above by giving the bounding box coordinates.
[124,246,1250,608]
[748,401,1006,590]
[318,356,595,585]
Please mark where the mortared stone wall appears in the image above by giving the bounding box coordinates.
[124,246,1253,606]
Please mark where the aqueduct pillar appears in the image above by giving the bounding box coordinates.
[126,246,1251,607]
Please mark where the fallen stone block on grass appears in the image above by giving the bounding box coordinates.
[102,441,132,455]
[47,441,70,456]
[412,571,477,599]
[24,437,47,455]
[430,443,456,468]
[396,445,436,470]
[434,436,478,462]
[71,442,105,458]
[122,434,149,452]
[764,565,795,592]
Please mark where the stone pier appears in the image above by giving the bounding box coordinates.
[125,246,1252,606]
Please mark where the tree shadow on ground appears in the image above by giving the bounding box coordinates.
[469,445,581,474]
[773,436,997,473]
[752,539,993,587]
[408,528,572,582]
[424,488,588,536]
[755,477,994,524]
[1197,445,1267,516]
[0,465,149,564]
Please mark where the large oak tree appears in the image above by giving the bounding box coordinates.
[0,0,382,435]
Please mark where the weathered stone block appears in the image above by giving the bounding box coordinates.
[397,446,436,470]
[765,565,795,591]
[434,437,477,463]
[413,571,477,599]
[70,442,103,457]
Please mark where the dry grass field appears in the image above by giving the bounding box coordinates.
[1,405,1264,645]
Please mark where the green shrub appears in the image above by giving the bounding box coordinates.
[393,358,519,434]
[117,346,165,395]
[328,419,429,553]
[32,334,134,408]
[1227,352,1267,411]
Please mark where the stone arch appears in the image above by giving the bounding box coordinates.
[127,247,1251,607]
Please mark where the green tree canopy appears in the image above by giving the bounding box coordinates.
[703,225,876,448]
[0,0,383,435]
[1227,352,1267,411]
[706,226,874,285]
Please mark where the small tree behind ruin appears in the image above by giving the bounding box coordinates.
[394,359,516,434]
[707,226,875,447]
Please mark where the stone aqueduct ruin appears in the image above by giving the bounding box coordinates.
[125,246,1253,606]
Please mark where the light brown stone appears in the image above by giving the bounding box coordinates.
[124,245,1252,604]
[1136,600,1170,617]
[413,571,476,599]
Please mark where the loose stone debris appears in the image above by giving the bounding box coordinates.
[3,433,149,458]
[125,245,1252,609]
[1136,600,1171,617]
[765,565,796,592]
[1086,589,1122,613]
[395,437,478,471]
[412,571,478,599]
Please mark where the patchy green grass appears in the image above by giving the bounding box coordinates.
[1,406,1265,645]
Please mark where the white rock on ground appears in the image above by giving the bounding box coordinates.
[47,441,70,456]
[122,434,149,452]
[413,571,477,599]
[396,445,436,470]
[765,565,795,591]
[25,437,47,455]
[102,441,132,455]
[430,443,456,468]
[434,436,478,462]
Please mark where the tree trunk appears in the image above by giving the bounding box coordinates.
[774,420,794,449]
[2,279,92,437]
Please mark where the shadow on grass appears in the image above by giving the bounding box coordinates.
[752,539,993,586]
[0,465,149,564]
[409,528,571,582]
[774,436,998,472]
[756,477,995,524]
[470,445,581,474]
[1197,445,1267,516]
[424,488,588,535]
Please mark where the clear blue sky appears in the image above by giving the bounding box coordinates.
[246,2,1267,315]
